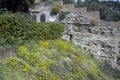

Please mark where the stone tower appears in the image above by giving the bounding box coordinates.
[55,0,63,5]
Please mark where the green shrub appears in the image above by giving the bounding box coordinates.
[51,5,62,15]
[0,12,35,45]
[0,12,64,46]
[91,19,98,27]
[0,64,30,80]
[34,22,64,40]
[17,46,40,66]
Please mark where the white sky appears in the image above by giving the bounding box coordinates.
[74,0,120,3]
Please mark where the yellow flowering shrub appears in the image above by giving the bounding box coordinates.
[17,46,29,57]
[53,39,75,54]
[55,39,69,51]
[39,41,49,49]
[38,61,52,71]
[25,53,40,65]
[37,61,61,80]
[74,55,85,65]
[5,57,32,72]
[17,46,40,66]
[89,66,98,80]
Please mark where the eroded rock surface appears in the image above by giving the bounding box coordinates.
[62,25,120,69]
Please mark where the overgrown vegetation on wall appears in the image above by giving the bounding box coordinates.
[0,12,64,46]
[91,19,98,27]
[51,5,62,15]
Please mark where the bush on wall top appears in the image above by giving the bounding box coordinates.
[51,5,62,15]
[90,19,98,27]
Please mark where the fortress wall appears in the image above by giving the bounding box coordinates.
[63,4,74,10]
[55,0,63,5]
[99,20,120,27]
[74,7,87,15]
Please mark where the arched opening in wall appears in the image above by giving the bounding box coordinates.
[40,13,46,22]
[118,41,120,48]
[83,47,86,50]
[32,15,36,21]
[117,57,120,65]
[88,49,91,52]
[69,34,73,41]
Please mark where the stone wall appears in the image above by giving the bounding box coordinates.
[55,0,63,5]
[63,4,74,10]
[99,20,120,27]
[62,25,120,69]
[74,7,87,15]
[86,11,100,23]
[29,6,51,22]
[62,4,87,16]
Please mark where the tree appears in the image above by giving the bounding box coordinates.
[77,0,81,4]
[0,0,35,12]
[77,0,82,5]
[63,0,74,4]
[85,0,89,3]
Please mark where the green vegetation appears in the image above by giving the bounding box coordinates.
[41,0,53,3]
[0,39,120,80]
[51,5,62,15]
[0,12,64,46]
[0,0,34,12]
[63,0,74,4]
[91,19,98,26]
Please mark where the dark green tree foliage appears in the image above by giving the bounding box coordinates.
[41,0,53,2]
[76,0,120,21]
[63,0,74,4]
[0,0,35,12]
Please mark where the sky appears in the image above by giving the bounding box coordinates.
[74,0,120,3]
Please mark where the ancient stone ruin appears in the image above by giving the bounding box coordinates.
[29,0,100,23]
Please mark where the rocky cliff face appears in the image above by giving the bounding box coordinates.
[62,25,120,69]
